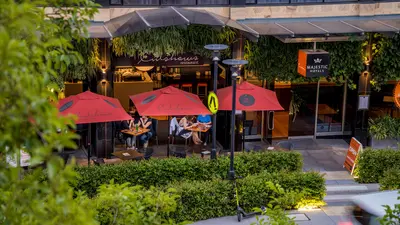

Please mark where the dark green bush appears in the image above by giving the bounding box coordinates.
[380,168,400,190]
[167,171,325,222]
[74,151,303,197]
[355,148,400,183]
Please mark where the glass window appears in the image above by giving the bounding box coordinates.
[123,0,159,4]
[197,0,229,4]
[160,0,196,5]
[315,85,344,134]
[288,85,317,136]
[110,0,123,4]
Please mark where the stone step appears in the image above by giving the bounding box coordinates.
[324,194,359,203]
[326,183,380,195]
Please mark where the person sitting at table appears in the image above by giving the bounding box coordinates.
[121,117,136,150]
[179,116,202,145]
[197,114,212,146]
[139,115,153,149]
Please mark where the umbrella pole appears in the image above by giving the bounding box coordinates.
[242,111,245,152]
[167,116,170,158]
[88,123,91,166]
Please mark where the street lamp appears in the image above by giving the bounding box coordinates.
[204,44,228,160]
[222,59,248,180]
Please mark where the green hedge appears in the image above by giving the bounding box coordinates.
[167,171,325,222]
[74,151,303,197]
[355,148,400,183]
[380,168,400,190]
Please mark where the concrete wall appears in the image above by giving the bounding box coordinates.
[75,2,400,21]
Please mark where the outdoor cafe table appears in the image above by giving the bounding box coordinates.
[112,150,144,160]
[185,125,211,133]
[121,128,150,147]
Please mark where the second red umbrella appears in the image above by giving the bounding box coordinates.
[130,86,211,116]
[217,81,284,111]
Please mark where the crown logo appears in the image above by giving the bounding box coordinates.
[314,58,322,64]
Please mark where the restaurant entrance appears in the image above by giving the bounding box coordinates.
[271,79,351,140]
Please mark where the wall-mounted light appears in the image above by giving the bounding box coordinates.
[101,66,107,74]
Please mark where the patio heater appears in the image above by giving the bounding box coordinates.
[222,59,248,180]
[204,44,228,160]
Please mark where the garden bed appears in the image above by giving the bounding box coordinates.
[74,151,303,197]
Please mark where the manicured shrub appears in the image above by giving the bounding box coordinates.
[355,148,400,183]
[166,171,325,222]
[74,151,303,197]
[80,181,188,225]
[380,168,400,190]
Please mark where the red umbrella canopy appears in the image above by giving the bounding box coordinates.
[130,86,211,116]
[217,81,284,111]
[58,91,132,124]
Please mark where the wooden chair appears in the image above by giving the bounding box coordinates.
[197,83,208,100]
[181,83,193,93]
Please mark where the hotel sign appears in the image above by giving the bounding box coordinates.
[297,50,330,78]
[133,53,204,66]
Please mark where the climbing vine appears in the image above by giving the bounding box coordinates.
[112,25,236,58]
[244,36,364,88]
[370,33,400,90]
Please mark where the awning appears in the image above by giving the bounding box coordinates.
[238,15,400,37]
[87,21,112,38]
[88,7,258,40]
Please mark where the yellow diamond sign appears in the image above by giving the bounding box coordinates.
[208,92,219,114]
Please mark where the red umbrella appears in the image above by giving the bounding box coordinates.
[217,81,284,111]
[58,91,131,124]
[130,86,211,116]
[130,86,210,157]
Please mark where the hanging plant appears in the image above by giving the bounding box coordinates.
[112,25,236,58]
[370,33,400,91]
[57,38,101,86]
[244,36,363,88]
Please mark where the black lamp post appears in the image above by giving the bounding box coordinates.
[222,59,248,180]
[204,44,228,160]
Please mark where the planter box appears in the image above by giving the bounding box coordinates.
[370,137,399,150]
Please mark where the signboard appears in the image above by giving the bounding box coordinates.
[358,95,370,110]
[394,81,400,108]
[208,92,219,114]
[297,50,330,78]
[344,137,363,175]
[133,53,204,66]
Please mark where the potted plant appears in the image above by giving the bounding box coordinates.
[368,115,400,149]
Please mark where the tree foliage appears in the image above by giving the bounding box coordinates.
[0,0,99,224]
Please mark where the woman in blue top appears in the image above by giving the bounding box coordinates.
[197,114,212,146]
